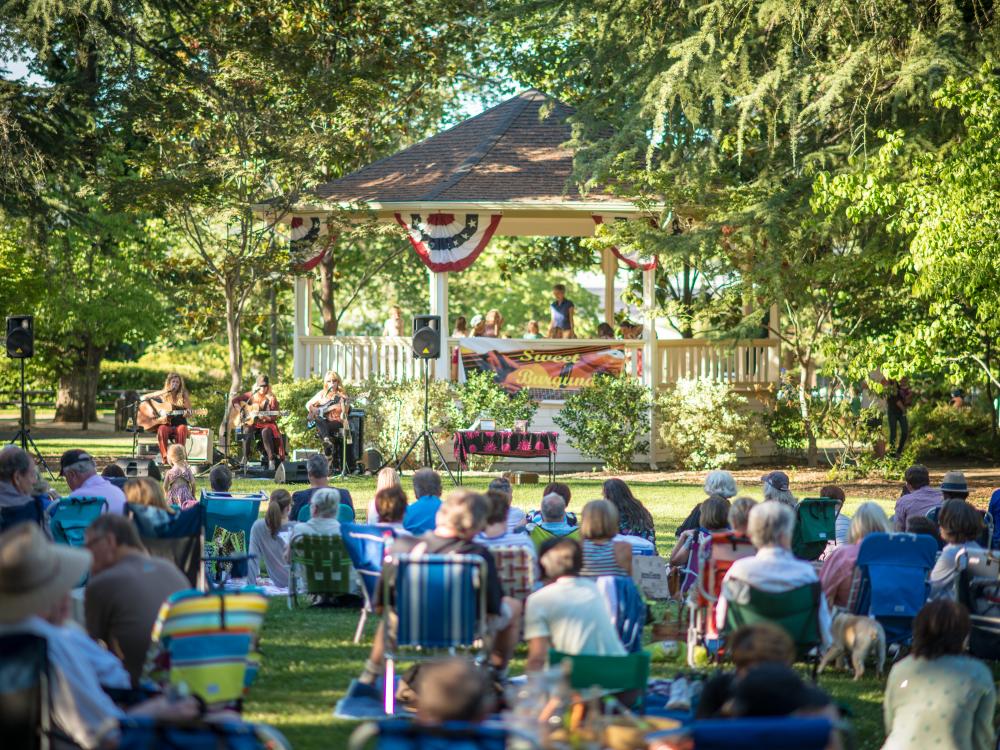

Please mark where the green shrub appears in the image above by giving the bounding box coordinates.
[763,375,808,453]
[908,402,998,461]
[449,371,539,469]
[655,378,763,470]
[554,375,651,472]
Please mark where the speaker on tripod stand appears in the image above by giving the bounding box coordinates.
[394,315,456,484]
[4,315,52,478]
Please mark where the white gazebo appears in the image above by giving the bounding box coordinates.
[265,89,780,467]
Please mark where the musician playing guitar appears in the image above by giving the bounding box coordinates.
[232,374,286,469]
[137,372,192,463]
[305,370,349,464]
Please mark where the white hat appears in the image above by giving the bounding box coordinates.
[0,524,91,624]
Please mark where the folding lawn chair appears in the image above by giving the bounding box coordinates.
[549,650,651,711]
[341,523,396,642]
[297,503,356,524]
[349,719,509,750]
[687,531,755,667]
[202,492,264,578]
[143,587,268,708]
[988,489,1000,550]
[676,528,713,598]
[0,497,46,534]
[596,575,647,653]
[383,553,488,715]
[849,532,937,647]
[724,582,823,677]
[957,547,1000,660]
[528,524,579,552]
[648,717,834,750]
[791,498,839,561]
[130,503,205,588]
[490,545,536,605]
[287,533,354,608]
[116,717,291,750]
[0,633,50,750]
[50,496,108,547]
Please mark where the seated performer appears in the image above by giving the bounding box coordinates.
[306,370,349,467]
[232,374,286,469]
[139,372,192,463]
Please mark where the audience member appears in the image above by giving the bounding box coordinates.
[940,470,971,501]
[696,622,795,718]
[289,487,344,553]
[249,489,293,588]
[0,445,38,517]
[893,464,942,531]
[677,470,738,536]
[477,488,536,557]
[123,477,176,534]
[527,482,576,526]
[727,663,836,721]
[579,499,632,577]
[402,468,443,535]
[470,314,486,336]
[0,524,197,748]
[382,305,405,337]
[929,499,985,600]
[882,600,996,750]
[489,476,525,529]
[366,466,401,524]
[547,283,575,338]
[761,470,797,508]
[483,309,504,337]
[906,515,942,546]
[60,449,126,514]
[669,495,731,568]
[820,484,850,544]
[523,320,543,339]
[602,478,656,542]
[727,496,757,537]
[716,502,831,646]
[819,502,891,609]
[209,463,233,493]
[290,453,354,521]
[619,320,643,339]
[100,462,127,489]
[373,486,408,534]
[415,657,495,725]
[162,444,196,509]
[357,490,521,689]
[84,514,190,685]
[452,316,469,337]
[524,538,626,671]
[535,492,575,536]
[596,322,615,339]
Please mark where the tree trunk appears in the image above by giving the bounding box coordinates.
[798,360,818,467]
[54,347,103,423]
[986,338,997,441]
[317,251,338,335]
[218,280,244,454]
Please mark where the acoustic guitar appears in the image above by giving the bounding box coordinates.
[306,396,346,429]
[136,397,208,431]
[239,407,289,427]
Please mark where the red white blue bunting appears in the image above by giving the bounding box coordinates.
[279,215,332,271]
[592,215,658,271]
[395,213,502,272]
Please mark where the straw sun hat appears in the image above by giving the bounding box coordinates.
[0,523,91,624]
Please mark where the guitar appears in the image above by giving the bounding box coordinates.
[240,408,288,427]
[136,397,208,431]
[306,396,346,429]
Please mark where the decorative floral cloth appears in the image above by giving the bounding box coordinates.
[452,430,558,469]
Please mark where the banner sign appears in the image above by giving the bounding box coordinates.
[459,338,627,401]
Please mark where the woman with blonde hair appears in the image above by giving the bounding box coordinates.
[125,476,172,512]
[162,443,197,509]
[249,489,293,587]
[483,309,504,338]
[366,466,401,523]
[819,501,891,608]
[579,499,632,577]
[306,370,349,462]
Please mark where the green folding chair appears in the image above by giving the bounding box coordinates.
[791,498,839,561]
[549,650,651,710]
[287,534,354,608]
[724,582,822,677]
[529,524,580,553]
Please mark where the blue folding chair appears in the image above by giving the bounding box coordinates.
[649,717,833,750]
[50,496,108,547]
[383,553,488,715]
[851,532,937,646]
[989,489,1000,550]
[349,719,507,750]
[596,575,647,653]
[341,523,396,643]
[202,492,264,578]
[117,717,291,750]
[129,503,205,588]
[0,497,46,534]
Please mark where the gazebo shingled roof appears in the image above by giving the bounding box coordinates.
[311,89,620,205]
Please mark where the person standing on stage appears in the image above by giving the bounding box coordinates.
[547,283,575,339]
[152,373,191,463]
[382,305,405,337]
[232,374,286,470]
[306,370,349,462]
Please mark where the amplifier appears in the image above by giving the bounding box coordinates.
[185,427,212,463]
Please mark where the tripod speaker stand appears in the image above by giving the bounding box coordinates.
[8,357,53,479]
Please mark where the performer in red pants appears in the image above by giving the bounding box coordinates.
[232,374,286,469]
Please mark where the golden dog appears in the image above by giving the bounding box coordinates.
[819,613,886,680]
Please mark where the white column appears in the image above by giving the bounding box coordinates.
[293,276,308,380]
[768,300,781,383]
[642,267,659,469]
[429,270,450,380]
[602,248,617,327]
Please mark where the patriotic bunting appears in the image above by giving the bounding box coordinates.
[395,212,502,272]
[278,215,332,271]
[592,215,658,271]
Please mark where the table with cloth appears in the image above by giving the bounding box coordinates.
[452,430,558,482]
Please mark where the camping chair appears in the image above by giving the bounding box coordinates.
[0,497,46,534]
[296,503,356,524]
[202,492,264,578]
[143,587,268,708]
[528,524,580,553]
[49,496,108,547]
[595,575,647,653]
[341,524,396,643]
[724,582,823,677]
[791,498,839,561]
[648,717,834,750]
[116,717,292,750]
[490,545,537,605]
[0,634,50,750]
[675,528,713,598]
[129,503,205,589]
[687,531,756,667]
[849,532,937,646]
[989,489,1000,550]
[957,547,1000,660]
[349,719,509,750]
[549,650,651,711]
[383,553,488,715]
[287,533,354,608]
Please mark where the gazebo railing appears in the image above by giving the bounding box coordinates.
[295,335,779,387]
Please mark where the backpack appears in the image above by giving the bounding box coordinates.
[791,498,839,561]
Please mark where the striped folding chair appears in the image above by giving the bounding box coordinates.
[288,534,354,608]
[143,588,268,708]
[383,553,488,715]
[341,524,396,643]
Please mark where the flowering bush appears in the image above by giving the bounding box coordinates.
[655,378,763,470]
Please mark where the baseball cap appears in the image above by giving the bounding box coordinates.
[59,449,94,476]
[761,470,790,492]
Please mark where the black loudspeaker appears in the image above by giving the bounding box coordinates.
[275,460,310,484]
[411,314,441,359]
[5,315,34,359]
[113,457,162,481]
[364,448,383,474]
